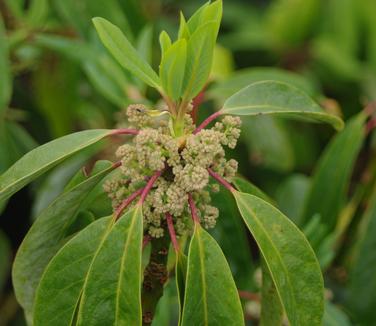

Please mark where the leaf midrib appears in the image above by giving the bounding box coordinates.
[196,227,209,325]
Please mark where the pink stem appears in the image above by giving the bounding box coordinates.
[207,168,235,192]
[188,193,200,224]
[114,187,144,220]
[139,169,163,204]
[366,118,376,135]
[112,161,122,168]
[143,235,151,249]
[111,128,140,136]
[166,213,179,252]
[193,111,221,134]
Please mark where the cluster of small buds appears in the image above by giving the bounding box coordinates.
[104,104,241,238]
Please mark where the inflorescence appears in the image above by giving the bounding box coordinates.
[104,104,241,238]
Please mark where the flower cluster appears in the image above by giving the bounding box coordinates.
[104,105,241,238]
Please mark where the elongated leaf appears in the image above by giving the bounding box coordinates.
[324,302,351,326]
[160,39,187,100]
[77,206,143,325]
[220,81,343,130]
[159,31,172,57]
[234,191,324,325]
[176,252,187,324]
[93,17,161,89]
[0,18,11,116]
[12,163,114,318]
[260,259,283,326]
[347,183,376,324]
[182,22,217,101]
[233,176,272,204]
[34,216,114,325]
[181,224,244,326]
[0,129,112,203]
[301,113,366,230]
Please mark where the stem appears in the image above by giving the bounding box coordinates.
[188,193,200,224]
[166,213,179,251]
[139,169,164,204]
[238,290,260,302]
[142,234,170,325]
[114,187,144,220]
[193,110,221,134]
[111,128,140,135]
[366,118,376,135]
[207,168,236,192]
[143,235,151,249]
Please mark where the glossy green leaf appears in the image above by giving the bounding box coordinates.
[159,31,172,58]
[34,217,114,325]
[181,224,244,326]
[0,17,11,116]
[233,176,272,204]
[234,191,324,325]
[182,22,217,101]
[260,259,283,326]
[77,206,143,325]
[220,81,344,130]
[0,129,112,203]
[347,183,376,324]
[93,17,161,90]
[160,39,187,100]
[178,12,190,40]
[301,113,366,230]
[176,251,187,324]
[12,163,114,318]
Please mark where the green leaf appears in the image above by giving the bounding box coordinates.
[176,252,187,324]
[12,163,114,318]
[233,176,272,204]
[260,259,283,326]
[27,0,49,26]
[301,113,366,230]
[347,183,376,324]
[0,129,112,203]
[182,22,217,101]
[77,206,143,325]
[234,191,324,325]
[0,17,11,116]
[93,17,161,90]
[34,217,114,325]
[160,39,187,100]
[181,224,244,326]
[220,81,344,130]
[178,12,190,40]
[159,31,172,58]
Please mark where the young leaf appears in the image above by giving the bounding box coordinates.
[186,1,210,33]
[159,31,172,58]
[12,163,114,319]
[77,206,143,325]
[93,17,161,90]
[181,224,244,326]
[178,12,190,40]
[0,129,113,203]
[176,251,187,324]
[301,113,366,230]
[33,216,114,325]
[234,191,324,326]
[220,81,344,130]
[182,22,217,101]
[160,39,187,100]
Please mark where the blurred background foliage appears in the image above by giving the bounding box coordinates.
[1,0,376,325]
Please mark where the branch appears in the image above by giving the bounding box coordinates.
[166,213,179,251]
[193,111,221,134]
[207,168,236,192]
[139,169,164,204]
[114,187,144,220]
[188,193,200,224]
[111,128,140,136]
